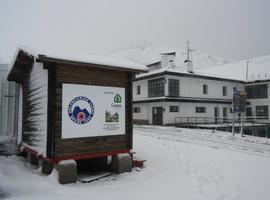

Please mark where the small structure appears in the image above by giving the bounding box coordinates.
[7,48,147,183]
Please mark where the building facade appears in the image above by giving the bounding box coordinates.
[132,54,270,126]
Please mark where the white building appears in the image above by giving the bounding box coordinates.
[132,53,270,126]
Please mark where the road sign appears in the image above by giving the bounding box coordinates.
[232,88,246,113]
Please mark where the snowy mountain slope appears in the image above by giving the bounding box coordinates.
[197,54,270,81]
[108,45,230,69]
[1,126,270,200]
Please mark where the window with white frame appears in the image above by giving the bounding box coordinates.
[169,106,179,112]
[196,107,206,113]
[222,86,227,96]
[133,107,140,113]
[137,85,141,95]
[168,79,179,97]
[203,84,208,95]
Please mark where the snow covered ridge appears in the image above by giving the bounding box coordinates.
[198,54,270,82]
[109,45,270,82]
[108,45,230,68]
[9,46,148,72]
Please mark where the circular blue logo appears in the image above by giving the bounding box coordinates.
[68,96,94,124]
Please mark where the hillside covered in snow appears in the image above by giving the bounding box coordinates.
[197,54,270,82]
[108,45,230,69]
[109,45,270,82]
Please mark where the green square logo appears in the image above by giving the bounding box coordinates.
[114,94,121,103]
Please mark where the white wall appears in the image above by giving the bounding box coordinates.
[163,102,233,125]
[133,102,167,124]
[133,102,233,125]
[161,54,175,68]
[133,74,245,101]
[133,79,150,100]
[133,103,148,120]
[166,75,244,100]
[132,74,245,125]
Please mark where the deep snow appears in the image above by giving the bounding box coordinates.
[1,126,270,200]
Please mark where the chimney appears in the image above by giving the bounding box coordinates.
[160,52,176,68]
[187,60,193,73]
[184,59,193,73]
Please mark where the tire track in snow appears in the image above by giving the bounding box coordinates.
[137,128,244,200]
[134,127,270,157]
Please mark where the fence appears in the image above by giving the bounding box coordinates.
[174,116,270,138]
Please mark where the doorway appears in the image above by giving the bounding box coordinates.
[152,107,163,125]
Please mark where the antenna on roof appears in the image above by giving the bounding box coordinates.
[246,60,249,80]
[184,40,195,73]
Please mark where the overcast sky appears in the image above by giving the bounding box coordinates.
[0,0,270,63]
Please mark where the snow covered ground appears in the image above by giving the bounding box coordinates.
[1,126,270,200]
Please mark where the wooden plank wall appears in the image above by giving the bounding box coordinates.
[49,63,133,158]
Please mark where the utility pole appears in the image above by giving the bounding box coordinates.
[232,100,235,136]
[246,60,249,81]
[232,87,237,136]
[239,91,246,137]
[240,112,244,137]
[185,40,195,73]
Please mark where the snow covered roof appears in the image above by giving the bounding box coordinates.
[135,53,270,83]
[135,66,247,83]
[8,47,148,80]
[197,55,270,82]
[42,52,148,72]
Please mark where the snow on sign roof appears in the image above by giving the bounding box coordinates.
[43,53,148,72]
[10,46,148,72]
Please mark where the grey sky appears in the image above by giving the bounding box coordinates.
[0,0,270,63]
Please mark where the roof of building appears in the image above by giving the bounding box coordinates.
[135,66,247,83]
[7,47,148,82]
[135,54,270,83]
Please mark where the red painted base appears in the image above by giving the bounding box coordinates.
[21,146,130,164]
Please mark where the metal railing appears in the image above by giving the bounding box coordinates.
[174,116,269,138]
[175,116,268,126]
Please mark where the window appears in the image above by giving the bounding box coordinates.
[168,79,179,97]
[246,107,252,117]
[222,86,227,96]
[137,85,141,95]
[148,78,165,97]
[203,84,208,95]
[245,84,268,99]
[133,107,140,113]
[256,105,268,119]
[169,106,179,112]
[196,107,206,113]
